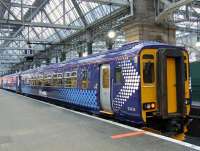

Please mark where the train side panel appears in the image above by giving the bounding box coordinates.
[109,55,142,123]
[19,53,143,123]
[20,63,100,112]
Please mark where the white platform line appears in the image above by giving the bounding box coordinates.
[16,92,200,151]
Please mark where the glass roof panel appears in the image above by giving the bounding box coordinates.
[78,2,119,24]
[21,27,37,41]
[11,0,35,5]
[78,1,99,14]
[20,0,122,47]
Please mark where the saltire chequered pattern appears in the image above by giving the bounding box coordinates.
[21,85,99,110]
[57,88,99,110]
[112,56,140,111]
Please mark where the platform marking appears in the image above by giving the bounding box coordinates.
[14,92,200,151]
[111,131,145,139]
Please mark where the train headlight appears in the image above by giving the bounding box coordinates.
[151,103,155,108]
[143,102,156,110]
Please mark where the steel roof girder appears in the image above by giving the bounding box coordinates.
[71,0,88,27]
[1,0,51,47]
[0,19,83,30]
[0,37,48,42]
[156,0,194,22]
[0,0,19,21]
[81,0,129,6]
[43,10,62,41]
[3,2,37,9]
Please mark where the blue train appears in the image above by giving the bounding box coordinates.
[0,41,191,139]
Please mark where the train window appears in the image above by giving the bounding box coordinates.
[36,75,43,86]
[71,71,77,88]
[65,72,70,77]
[115,67,122,84]
[57,74,63,86]
[103,68,109,88]
[82,70,88,81]
[33,77,37,86]
[27,78,30,85]
[52,74,57,86]
[82,69,88,89]
[53,74,57,78]
[30,77,33,86]
[64,72,72,88]
[143,62,155,83]
[43,75,48,86]
[47,75,52,86]
[143,54,154,59]
[65,78,72,87]
[71,72,77,77]
[35,77,38,85]
[44,75,48,79]
[184,63,187,81]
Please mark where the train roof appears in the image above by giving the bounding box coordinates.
[21,41,184,75]
[62,41,184,64]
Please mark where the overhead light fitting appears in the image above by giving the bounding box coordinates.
[107,30,116,39]
[82,51,88,57]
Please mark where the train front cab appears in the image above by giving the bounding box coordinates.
[140,48,190,139]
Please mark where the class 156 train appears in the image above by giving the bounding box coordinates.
[0,41,191,139]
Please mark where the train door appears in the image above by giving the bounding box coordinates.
[100,64,113,113]
[167,58,177,113]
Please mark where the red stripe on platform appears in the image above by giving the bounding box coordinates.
[111,131,145,139]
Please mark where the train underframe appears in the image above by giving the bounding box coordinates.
[145,114,191,140]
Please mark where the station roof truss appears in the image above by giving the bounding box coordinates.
[156,0,200,61]
[0,0,199,74]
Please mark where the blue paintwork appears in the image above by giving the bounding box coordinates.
[2,41,188,124]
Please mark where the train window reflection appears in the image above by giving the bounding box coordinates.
[115,67,122,84]
[82,69,88,89]
[71,72,77,88]
[57,74,63,86]
[143,62,155,83]
[64,72,71,88]
[64,71,77,88]
[103,68,109,88]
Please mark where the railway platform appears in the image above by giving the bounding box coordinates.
[0,89,199,151]
[188,101,200,138]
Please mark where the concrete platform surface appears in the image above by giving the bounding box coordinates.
[0,89,199,151]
